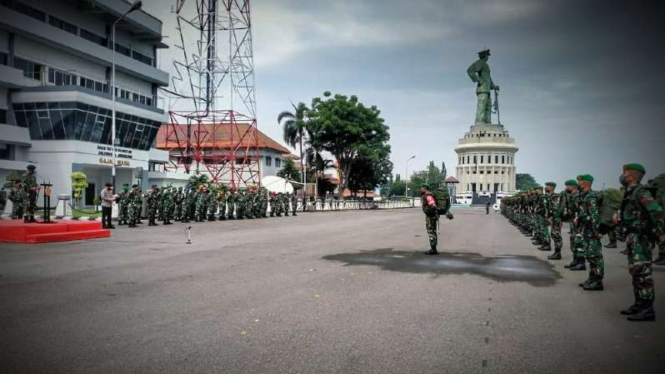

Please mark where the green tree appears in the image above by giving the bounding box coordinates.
[277,158,302,188]
[70,172,89,208]
[347,151,393,197]
[306,150,335,197]
[407,161,448,197]
[307,91,390,192]
[516,173,539,191]
[187,174,210,190]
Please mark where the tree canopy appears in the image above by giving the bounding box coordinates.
[306,92,391,192]
[277,158,302,188]
[516,173,540,191]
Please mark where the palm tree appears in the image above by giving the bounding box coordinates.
[278,102,309,203]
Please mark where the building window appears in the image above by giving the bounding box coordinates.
[48,68,77,86]
[0,109,7,124]
[12,101,160,150]
[265,156,272,167]
[275,158,282,168]
[49,15,78,35]
[132,50,153,66]
[473,155,477,164]
[480,155,484,164]
[80,29,108,47]
[502,155,505,164]
[13,57,43,81]
[0,51,7,66]
[114,43,131,57]
[7,1,46,22]
[495,155,498,164]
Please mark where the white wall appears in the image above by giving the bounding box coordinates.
[115,71,153,96]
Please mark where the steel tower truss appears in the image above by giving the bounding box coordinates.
[164,0,260,188]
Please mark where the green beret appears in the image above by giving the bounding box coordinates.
[564,179,578,187]
[26,164,36,170]
[577,174,594,182]
[421,183,430,189]
[623,163,645,174]
[545,182,556,188]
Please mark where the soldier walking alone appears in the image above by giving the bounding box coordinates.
[421,183,439,255]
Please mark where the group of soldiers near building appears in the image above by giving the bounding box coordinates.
[7,165,40,223]
[114,184,299,228]
[501,164,665,322]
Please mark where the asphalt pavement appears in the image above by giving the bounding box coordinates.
[0,208,663,374]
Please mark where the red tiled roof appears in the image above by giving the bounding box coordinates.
[155,123,291,154]
[445,176,460,183]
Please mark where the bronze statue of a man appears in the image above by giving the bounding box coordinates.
[467,49,499,125]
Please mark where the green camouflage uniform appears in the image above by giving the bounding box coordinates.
[620,184,664,310]
[579,189,604,282]
[147,188,160,226]
[206,190,216,221]
[21,169,38,221]
[550,193,564,251]
[218,192,227,220]
[174,188,184,221]
[421,190,438,250]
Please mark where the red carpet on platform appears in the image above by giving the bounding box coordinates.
[0,220,110,244]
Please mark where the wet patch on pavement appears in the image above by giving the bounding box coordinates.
[323,248,560,286]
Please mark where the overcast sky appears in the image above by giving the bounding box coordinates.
[144,0,665,190]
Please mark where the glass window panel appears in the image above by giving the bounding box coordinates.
[60,102,76,110]
[61,110,76,139]
[14,110,28,128]
[50,109,65,139]
[39,118,53,140]
[95,81,103,92]
[101,116,112,145]
[74,110,85,140]
[86,79,94,90]
[90,118,104,143]
[48,69,55,83]
[36,103,47,110]
[81,110,95,141]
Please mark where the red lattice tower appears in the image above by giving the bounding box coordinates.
[158,0,260,188]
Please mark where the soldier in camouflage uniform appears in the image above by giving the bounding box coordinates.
[181,188,192,223]
[163,187,174,225]
[617,164,665,321]
[10,180,24,220]
[276,193,285,217]
[284,192,291,217]
[547,182,565,260]
[563,180,587,270]
[253,189,263,219]
[227,189,236,220]
[291,191,298,216]
[21,165,39,223]
[245,190,254,219]
[574,174,605,291]
[206,188,217,221]
[174,187,184,222]
[195,186,206,222]
[147,185,160,226]
[218,189,227,220]
[117,186,130,225]
[269,192,276,217]
[237,190,247,219]
[421,183,439,255]
[535,186,552,251]
[126,185,139,228]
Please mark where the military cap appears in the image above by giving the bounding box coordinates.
[131,184,139,188]
[478,49,491,57]
[26,164,36,170]
[421,183,430,189]
[577,174,594,182]
[564,179,578,187]
[545,182,556,188]
[623,163,645,174]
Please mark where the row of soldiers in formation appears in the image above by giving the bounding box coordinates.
[115,184,298,228]
[500,164,665,322]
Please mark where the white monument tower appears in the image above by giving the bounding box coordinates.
[454,49,518,205]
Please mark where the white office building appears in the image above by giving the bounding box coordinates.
[0,0,172,206]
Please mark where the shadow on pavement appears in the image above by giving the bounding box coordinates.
[323,248,561,287]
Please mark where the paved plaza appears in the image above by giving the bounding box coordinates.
[0,208,663,374]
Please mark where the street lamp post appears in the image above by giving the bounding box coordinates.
[111,0,142,192]
[405,155,415,201]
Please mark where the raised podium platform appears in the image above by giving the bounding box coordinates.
[0,220,110,244]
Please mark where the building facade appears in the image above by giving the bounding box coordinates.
[0,0,171,206]
[454,123,518,205]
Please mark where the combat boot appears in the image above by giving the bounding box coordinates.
[424,247,439,255]
[627,302,656,322]
[547,251,561,260]
[564,259,577,268]
[620,295,641,315]
[538,243,551,251]
[578,278,591,287]
[569,260,587,271]
[582,280,604,291]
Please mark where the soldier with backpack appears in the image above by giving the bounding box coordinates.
[616,164,665,321]
[421,183,439,255]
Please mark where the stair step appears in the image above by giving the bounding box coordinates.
[26,230,110,244]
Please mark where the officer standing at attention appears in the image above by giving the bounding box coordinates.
[616,164,665,321]
[421,183,439,255]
